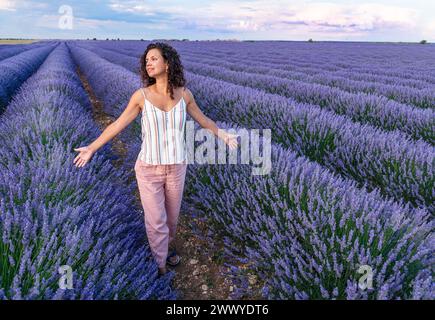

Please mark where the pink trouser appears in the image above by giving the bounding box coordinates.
[134,158,187,268]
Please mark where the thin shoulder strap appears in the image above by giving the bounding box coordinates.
[181,86,187,101]
[140,87,147,106]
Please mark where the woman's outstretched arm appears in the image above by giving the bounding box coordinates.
[73,89,143,167]
[184,88,239,150]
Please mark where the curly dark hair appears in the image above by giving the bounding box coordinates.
[140,42,186,100]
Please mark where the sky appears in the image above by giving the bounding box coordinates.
[0,0,434,42]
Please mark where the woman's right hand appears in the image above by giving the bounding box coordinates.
[73,146,95,168]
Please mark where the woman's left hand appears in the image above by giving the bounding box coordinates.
[73,145,95,168]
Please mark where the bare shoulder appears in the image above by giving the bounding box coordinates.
[182,86,194,104]
[133,88,145,99]
[132,88,146,109]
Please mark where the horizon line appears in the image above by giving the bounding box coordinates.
[0,38,432,44]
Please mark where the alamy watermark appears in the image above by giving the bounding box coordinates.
[58,265,73,289]
[357,264,373,290]
[58,5,74,30]
[151,120,272,176]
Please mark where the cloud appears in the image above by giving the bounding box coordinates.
[1,0,426,41]
[35,14,170,32]
[107,0,420,36]
[108,0,190,16]
[0,0,47,11]
[109,1,156,16]
[0,0,17,11]
[420,20,435,41]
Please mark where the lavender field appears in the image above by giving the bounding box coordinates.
[0,40,434,300]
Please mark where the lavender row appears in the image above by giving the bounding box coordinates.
[0,44,56,113]
[93,41,435,88]
[183,120,433,299]
[108,43,435,91]
[0,43,175,299]
[177,48,435,89]
[67,44,143,171]
[0,41,55,61]
[178,51,434,109]
[182,61,435,144]
[79,44,434,145]
[63,43,434,299]
[330,69,432,90]
[173,42,435,84]
[187,72,435,213]
[84,40,434,76]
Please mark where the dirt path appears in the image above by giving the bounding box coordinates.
[75,66,259,300]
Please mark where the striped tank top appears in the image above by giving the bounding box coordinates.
[137,87,187,165]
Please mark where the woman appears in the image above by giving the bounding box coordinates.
[73,42,239,276]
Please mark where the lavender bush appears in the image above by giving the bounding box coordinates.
[0,41,54,62]
[175,41,435,84]
[0,44,56,113]
[183,120,433,299]
[177,52,435,109]
[0,43,176,299]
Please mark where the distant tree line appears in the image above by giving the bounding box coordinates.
[80,38,430,44]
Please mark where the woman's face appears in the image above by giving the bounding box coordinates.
[145,48,167,77]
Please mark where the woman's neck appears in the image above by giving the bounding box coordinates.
[153,76,170,96]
